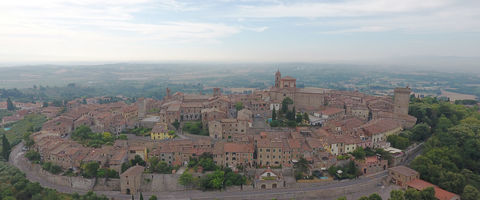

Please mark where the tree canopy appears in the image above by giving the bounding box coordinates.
[409,97,480,196]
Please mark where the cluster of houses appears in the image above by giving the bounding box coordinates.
[0,101,43,124]
[18,71,437,195]
[41,100,138,137]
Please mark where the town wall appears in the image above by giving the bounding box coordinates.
[192,174,386,200]
[93,178,121,191]
[140,173,185,192]
[27,163,95,190]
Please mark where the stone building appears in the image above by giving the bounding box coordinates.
[120,165,145,195]
[360,118,403,148]
[388,166,419,188]
[180,102,203,121]
[393,87,411,115]
[150,123,174,140]
[213,142,254,168]
[256,137,289,167]
[254,168,285,189]
[355,156,388,175]
[208,119,247,140]
[201,108,227,128]
[270,70,327,111]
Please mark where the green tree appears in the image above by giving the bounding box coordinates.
[270,120,281,127]
[390,190,405,200]
[7,97,15,111]
[436,115,453,132]
[336,197,347,200]
[149,157,172,174]
[2,134,11,161]
[420,187,436,200]
[368,193,382,200]
[199,170,225,190]
[404,188,421,200]
[281,97,293,113]
[179,171,194,187]
[438,172,466,194]
[149,195,158,200]
[387,135,410,150]
[172,119,180,130]
[351,147,366,160]
[140,192,144,200]
[286,120,297,127]
[235,102,244,111]
[303,112,309,122]
[272,108,277,120]
[296,113,303,123]
[25,150,41,162]
[83,162,100,178]
[42,101,49,107]
[462,185,480,200]
[410,123,431,142]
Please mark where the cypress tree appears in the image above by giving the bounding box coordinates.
[6,98,15,111]
[303,112,310,122]
[2,134,11,161]
[272,108,277,120]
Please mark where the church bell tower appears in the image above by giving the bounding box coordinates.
[275,69,281,88]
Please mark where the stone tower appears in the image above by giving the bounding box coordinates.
[213,88,221,97]
[166,88,171,100]
[394,87,411,115]
[275,69,281,88]
[137,98,146,120]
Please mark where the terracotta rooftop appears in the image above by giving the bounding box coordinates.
[223,143,254,153]
[361,118,402,136]
[181,102,204,108]
[152,124,167,133]
[406,179,459,200]
[321,107,345,116]
[121,165,145,177]
[389,166,419,177]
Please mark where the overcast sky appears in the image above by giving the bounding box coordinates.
[1,0,479,64]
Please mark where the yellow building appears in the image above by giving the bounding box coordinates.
[150,123,175,140]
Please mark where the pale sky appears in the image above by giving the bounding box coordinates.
[1,0,479,64]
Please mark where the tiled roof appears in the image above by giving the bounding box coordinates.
[361,118,401,136]
[223,143,254,153]
[321,107,344,116]
[407,179,459,200]
[121,165,145,177]
[389,166,418,177]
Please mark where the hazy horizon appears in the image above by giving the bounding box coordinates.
[1,0,479,66]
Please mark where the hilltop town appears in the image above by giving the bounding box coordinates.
[1,71,462,200]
